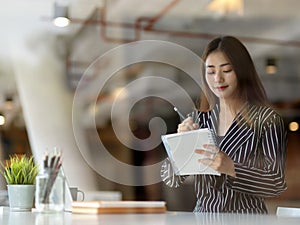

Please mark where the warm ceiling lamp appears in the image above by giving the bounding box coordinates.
[289,121,299,132]
[265,57,277,74]
[207,0,244,15]
[5,95,14,110]
[53,2,70,27]
[0,113,5,126]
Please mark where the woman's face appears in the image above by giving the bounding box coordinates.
[205,51,238,101]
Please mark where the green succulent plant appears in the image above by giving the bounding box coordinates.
[1,154,39,185]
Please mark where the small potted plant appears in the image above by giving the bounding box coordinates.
[1,154,39,211]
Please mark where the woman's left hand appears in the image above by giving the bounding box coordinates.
[195,144,236,177]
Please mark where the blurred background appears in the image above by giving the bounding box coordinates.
[0,0,300,213]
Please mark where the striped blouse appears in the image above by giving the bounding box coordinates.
[161,104,287,213]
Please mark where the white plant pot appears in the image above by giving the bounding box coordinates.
[7,184,35,211]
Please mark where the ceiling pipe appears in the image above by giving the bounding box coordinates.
[64,0,300,90]
[66,0,181,89]
[142,0,180,30]
[99,0,180,43]
[99,0,137,43]
[57,0,300,47]
[63,1,300,67]
[66,0,181,78]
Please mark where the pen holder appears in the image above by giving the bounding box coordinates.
[35,169,65,213]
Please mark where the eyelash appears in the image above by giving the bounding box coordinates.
[207,69,232,75]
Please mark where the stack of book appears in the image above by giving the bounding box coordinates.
[71,201,167,214]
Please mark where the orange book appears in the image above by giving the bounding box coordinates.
[71,201,167,214]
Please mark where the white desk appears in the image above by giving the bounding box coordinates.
[1,207,300,225]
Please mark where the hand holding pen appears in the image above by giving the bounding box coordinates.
[174,107,199,133]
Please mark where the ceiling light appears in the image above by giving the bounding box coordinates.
[207,0,244,15]
[53,2,70,27]
[265,57,277,74]
[289,121,299,132]
[4,95,14,110]
[0,113,5,126]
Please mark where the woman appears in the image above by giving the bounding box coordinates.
[161,36,287,213]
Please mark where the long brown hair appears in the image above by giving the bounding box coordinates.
[199,36,268,111]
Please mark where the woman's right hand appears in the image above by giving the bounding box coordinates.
[177,117,199,133]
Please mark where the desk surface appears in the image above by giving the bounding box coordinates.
[1,207,300,225]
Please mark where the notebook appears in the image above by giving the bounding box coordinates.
[161,128,220,176]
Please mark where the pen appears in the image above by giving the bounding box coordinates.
[173,107,186,121]
[43,152,48,169]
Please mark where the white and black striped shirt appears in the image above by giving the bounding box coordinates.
[161,104,287,213]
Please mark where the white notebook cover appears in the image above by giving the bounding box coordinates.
[161,128,220,176]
